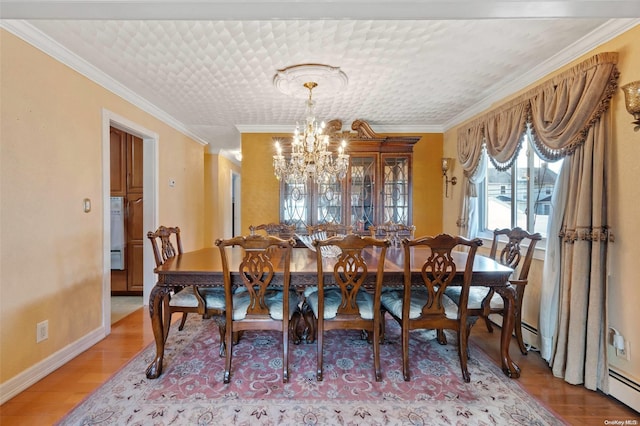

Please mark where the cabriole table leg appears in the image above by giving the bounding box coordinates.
[146,285,170,379]
[495,285,521,378]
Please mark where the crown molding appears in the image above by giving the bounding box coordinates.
[0,20,209,147]
[443,18,640,131]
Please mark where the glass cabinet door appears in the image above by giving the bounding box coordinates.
[316,181,343,225]
[382,155,411,225]
[282,181,309,232]
[281,180,344,232]
[277,128,417,234]
[349,156,376,233]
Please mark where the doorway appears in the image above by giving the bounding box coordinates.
[102,109,158,334]
[231,170,241,237]
[110,126,144,295]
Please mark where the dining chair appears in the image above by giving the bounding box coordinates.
[380,233,482,382]
[249,222,296,240]
[215,234,296,384]
[306,222,353,237]
[369,222,416,247]
[306,234,391,382]
[444,227,541,355]
[147,226,226,346]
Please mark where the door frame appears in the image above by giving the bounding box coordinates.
[102,109,158,334]
[231,170,241,237]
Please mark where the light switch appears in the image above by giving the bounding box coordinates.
[83,198,91,213]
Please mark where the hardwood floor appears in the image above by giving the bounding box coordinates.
[0,309,154,425]
[0,308,637,425]
[470,328,639,425]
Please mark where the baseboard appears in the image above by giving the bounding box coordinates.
[0,326,106,405]
[609,369,640,413]
[486,314,540,350]
[486,316,640,412]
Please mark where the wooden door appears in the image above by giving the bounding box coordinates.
[126,134,144,292]
[110,127,144,294]
[126,195,144,292]
[110,128,126,197]
[127,135,144,193]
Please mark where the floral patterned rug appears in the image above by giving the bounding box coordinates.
[58,316,565,425]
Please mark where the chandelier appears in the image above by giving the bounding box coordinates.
[273,81,349,184]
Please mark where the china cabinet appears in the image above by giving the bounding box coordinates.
[277,120,420,234]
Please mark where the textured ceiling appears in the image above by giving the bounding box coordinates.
[2,2,639,156]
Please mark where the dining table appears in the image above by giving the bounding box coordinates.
[146,245,517,380]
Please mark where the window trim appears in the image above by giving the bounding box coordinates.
[477,133,559,256]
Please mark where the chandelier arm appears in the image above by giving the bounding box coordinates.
[273,80,349,184]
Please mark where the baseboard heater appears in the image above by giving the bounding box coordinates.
[514,319,639,412]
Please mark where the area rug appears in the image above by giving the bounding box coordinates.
[58,316,565,425]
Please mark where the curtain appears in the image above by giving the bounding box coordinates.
[538,160,568,362]
[484,101,529,170]
[531,53,617,391]
[457,121,485,173]
[457,122,485,237]
[548,120,610,391]
[456,52,618,392]
[457,149,487,239]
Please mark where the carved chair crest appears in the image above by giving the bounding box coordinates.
[420,248,457,315]
[333,249,368,314]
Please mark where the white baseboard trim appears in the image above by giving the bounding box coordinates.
[609,369,640,413]
[0,326,106,405]
[485,316,640,412]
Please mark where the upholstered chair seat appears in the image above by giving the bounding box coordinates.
[168,287,226,310]
[445,286,504,309]
[229,289,298,321]
[305,286,375,320]
[381,289,459,320]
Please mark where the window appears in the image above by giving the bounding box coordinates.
[479,133,562,238]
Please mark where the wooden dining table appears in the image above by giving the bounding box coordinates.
[146,245,518,380]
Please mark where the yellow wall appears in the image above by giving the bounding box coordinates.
[443,24,640,384]
[0,30,207,383]
[241,133,291,232]
[204,154,219,246]
[241,132,444,237]
[205,153,241,245]
[157,131,206,251]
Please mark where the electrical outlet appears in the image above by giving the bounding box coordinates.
[616,339,631,361]
[36,320,48,343]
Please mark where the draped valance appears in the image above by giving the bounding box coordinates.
[456,51,620,393]
[457,52,619,171]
